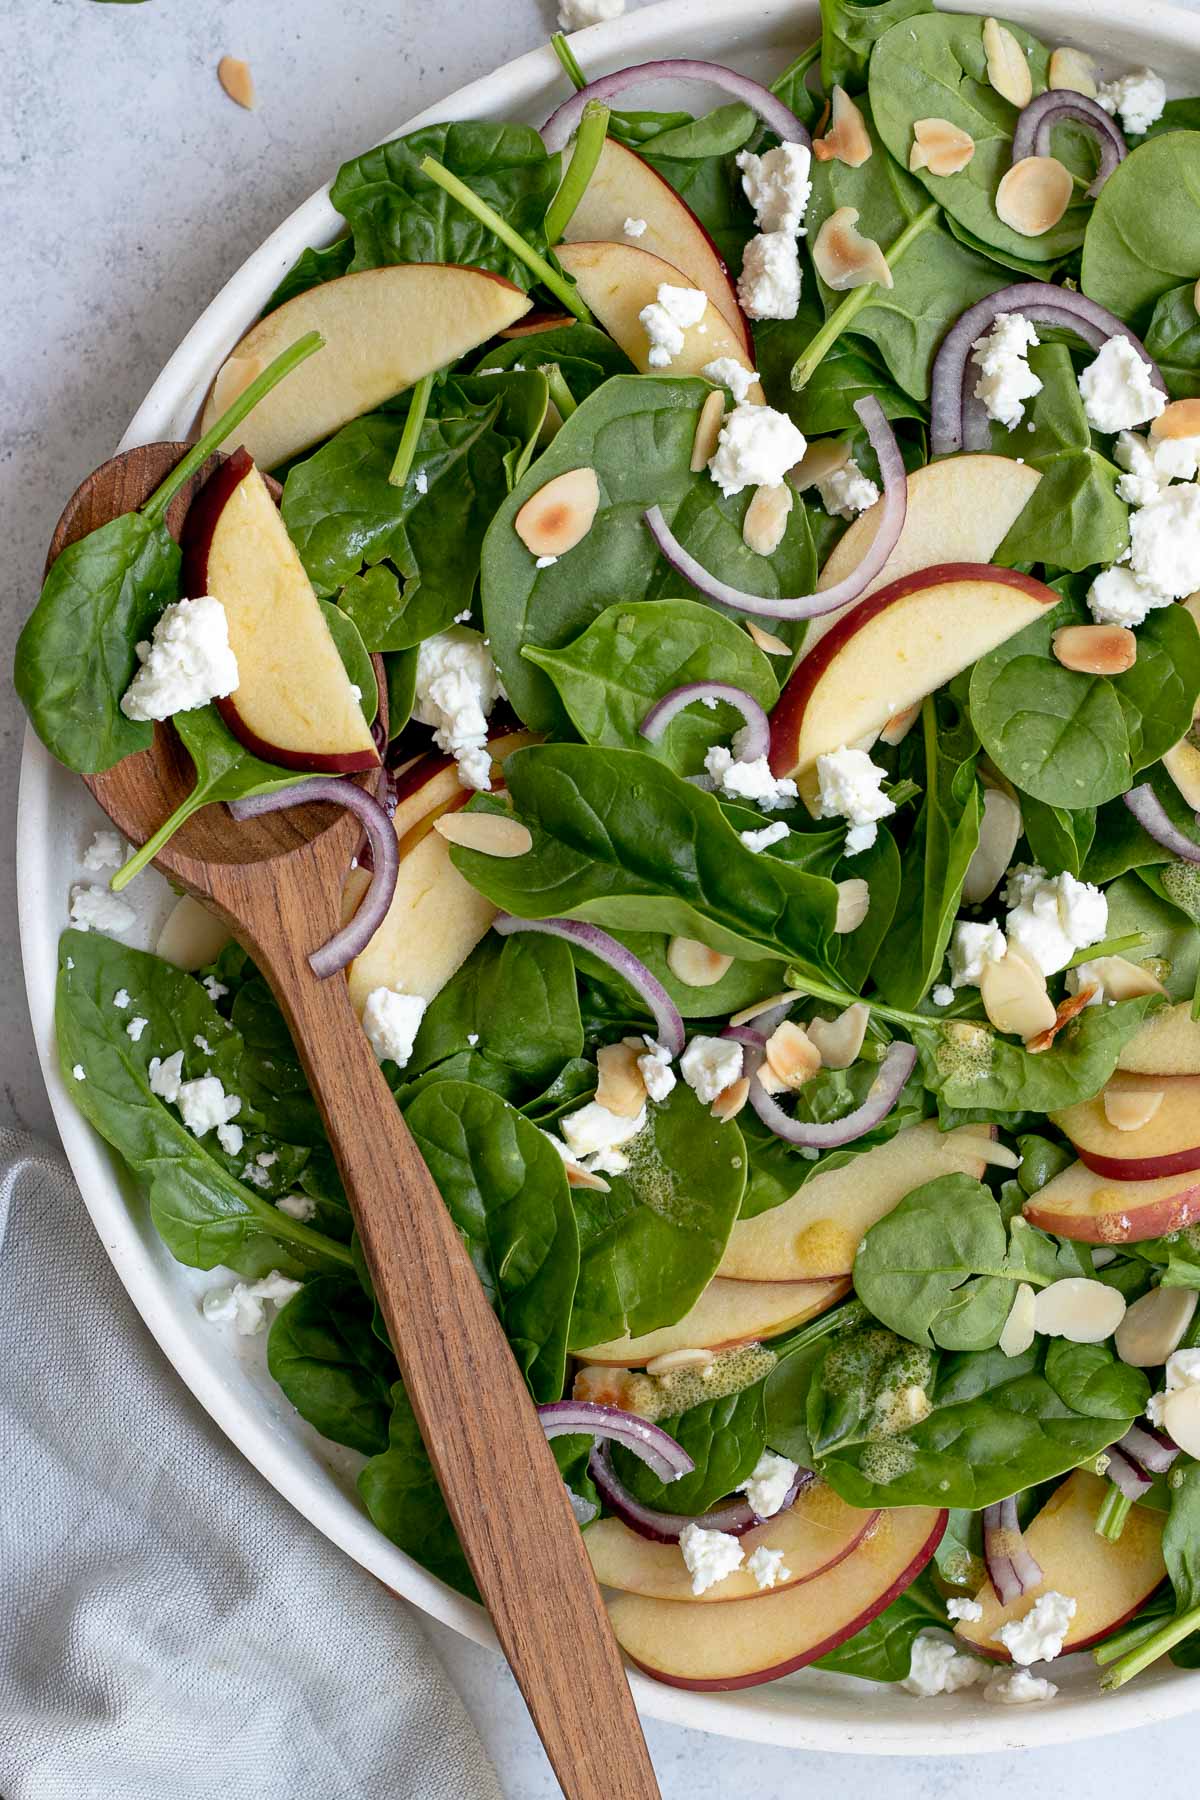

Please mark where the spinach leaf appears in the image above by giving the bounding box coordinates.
[330,120,559,290]
[1106,874,1200,1004]
[815,1574,947,1681]
[230,975,327,1149]
[1016,1133,1074,1196]
[403,1082,578,1401]
[450,746,839,975]
[262,237,354,315]
[407,930,583,1089]
[521,1058,598,1128]
[1115,600,1200,773]
[359,1382,478,1600]
[474,320,636,404]
[267,1277,397,1455]
[523,600,779,771]
[384,646,418,739]
[574,929,787,1025]
[762,1297,869,1465]
[833,823,902,990]
[1021,796,1096,879]
[756,309,924,435]
[613,1382,766,1515]
[819,0,933,92]
[994,450,1128,575]
[1145,282,1200,399]
[1042,1338,1150,1420]
[392,1049,527,1112]
[1082,132,1200,331]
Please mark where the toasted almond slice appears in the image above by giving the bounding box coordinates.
[691,389,726,472]
[1048,46,1097,97]
[514,466,600,557]
[432,812,532,858]
[1033,1276,1126,1343]
[1150,398,1200,441]
[1103,1087,1165,1132]
[980,950,1057,1040]
[879,701,922,748]
[1165,1386,1200,1458]
[745,621,792,657]
[645,1347,716,1376]
[833,878,870,935]
[806,1003,869,1070]
[812,207,894,292]
[218,55,256,110]
[789,437,852,493]
[743,482,793,556]
[999,1282,1037,1357]
[595,1041,649,1119]
[666,936,733,988]
[728,990,795,1028]
[573,1363,654,1411]
[995,155,1072,238]
[711,1076,751,1122]
[1115,1287,1198,1367]
[1026,984,1097,1053]
[1052,623,1136,675]
[1082,955,1166,1002]
[563,1159,610,1192]
[813,86,873,167]
[764,1020,822,1089]
[755,1061,789,1096]
[983,17,1033,108]
[909,117,976,176]
[962,788,1023,906]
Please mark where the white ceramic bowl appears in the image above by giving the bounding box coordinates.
[19,0,1200,1752]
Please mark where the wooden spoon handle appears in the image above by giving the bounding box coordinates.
[256,928,660,1800]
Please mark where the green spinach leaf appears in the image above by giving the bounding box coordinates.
[1145,282,1200,399]
[1082,132,1200,330]
[1042,1338,1150,1420]
[262,237,355,315]
[267,1277,398,1454]
[820,0,933,92]
[815,1574,947,1681]
[613,1381,767,1515]
[407,930,583,1089]
[359,1382,478,1599]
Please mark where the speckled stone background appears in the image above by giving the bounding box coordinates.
[4,0,1200,1792]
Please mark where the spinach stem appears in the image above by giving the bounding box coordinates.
[111,794,206,891]
[1095,1482,1132,1542]
[544,101,610,244]
[791,204,939,392]
[550,30,588,91]
[1098,1600,1200,1688]
[142,331,324,523]
[418,156,594,324]
[785,970,930,1034]
[1093,1609,1174,1666]
[388,374,434,489]
[541,363,578,419]
[1064,932,1147,970]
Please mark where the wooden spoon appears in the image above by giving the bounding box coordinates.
[49,442,661,1800]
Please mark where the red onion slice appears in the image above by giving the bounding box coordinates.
[640,682,770,763]
[493,914,685,1057]
[983,1496,1044,1604]
[1011,90,1126,196]
[588,1442,812,1543]
[644,395,906,621]
[1105,1446,1153,1501]
[931,283,1165,458]
[733,1026,916,1149]
[536,1400,694,1484]
[1123,784,1200,864]
[541,59,810,154]
[229,778,397,978]
[1118,1423,1180,1477]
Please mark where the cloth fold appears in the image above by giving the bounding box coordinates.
[0,1129,501,1800]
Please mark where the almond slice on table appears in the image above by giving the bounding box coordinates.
[1103,1087,1165,1132]
[1026,984,1097,1053]
[979,950,1057,1040]
[218,56,256,110]
[1115,1287,1197,1367]
[745,621,792,657]
[983,17,1033,108]
[812,208,894,291]
[806,1003,869,1070]
[711,1076,751,1122]
[813,87,873,167]
[666,937,732,987]
[691,390,726,472]
[1048,46,1097,96]
[595,1041,649,1119]
[764,1020,822,1089]
[743,483,793,556]
[432,812,532,857]
[1033,1277,1127,1343]
[962,788,1023,905]
[514,466,600,557]
[833,878,870,935]
[995,157,1073,238]
[909,118,976,176]
[1151,399,1200,441]
[1053,624,1136,675]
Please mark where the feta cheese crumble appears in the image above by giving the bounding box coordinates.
[932,984,955,1008]
[746,1546,791,1591]
[736,142,813,237]
[202,975,228,1002]
[112,989,130,1010]
[704,744,799,811]
[82,829,124,872]
[740,820,790,853]
[737,231,803,322]
[1087,564,1173,628]
[678,1522,744,1596]
[948,918,1007,988]
[1127,483,1200,599]
[1001,865,1107,977]
[708,401,807,496]
[902,1633,987,1697]
[702,357,758,406]
[637,1038,677,1103]
[680,1035,744,1106]
[120,595,239,722]
[638,282,709,368]
[946,1597,984,1622]
[971,313,1042,430]
[983,1668,1058,1705]
[623,216,647,238]
[1097,67,1166,136]
[72,1064,86,1083]
[561,1101,646,1161]
[362,986,427,1070]
[739,1451,799,1519]
[1147,1347,1200,1426]
[411,627,503,792]
[126,1016,147,1042]
[994,1591,1076,1665]
[814,458,880,520]
[276,1193,318,1222]
[1077,336,1166,435]
[535,555,558,569]
[814,746,895,854]
[69,884,136,936]
[202,1269,302,1337]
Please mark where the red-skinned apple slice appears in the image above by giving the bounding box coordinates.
[768,564,1060,792]
[718,1121,991,1281]
[559,138,750,353]
[389,730,535,853]
[577,1276,849,1367]
[181,448,379,773]
[555,241,762,400]
[586,1484,879,1602]
[954,1470,1164,1659]
[1118,1001,1200,1076]
[608,1505,946,1689]
[1022,1156,1200,1243]
[199,263,533,471]
[1052,1073,1200,1180]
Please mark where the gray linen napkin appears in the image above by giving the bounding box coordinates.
[0,1128,503,1800]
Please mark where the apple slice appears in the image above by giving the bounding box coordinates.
[801,455,1042,662]
[555,241,762,401]
[586,1483,879,1602]
[182,449,379,772]
[608,1504,946,1689]
[559,139,750,354]
[346,828,496,1014]
[1052,1072,1200,1180]
[768,564,1059,792]
[577,1276,849,1367]
[155,894,232,971]
[199,263,533,471]
[954,1470,1164,1659]
[1118,1001,1200,1076]
[1022,1156,1200,1242]
[717,1121,990,1282]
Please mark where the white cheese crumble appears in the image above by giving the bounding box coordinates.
[1001,864,1108,977]
[202,1269,302,1337]
[736,142,813,237]
[946,1597,984,1622]
[1096,67,1167,136]
[680,1036,743,1106]
[1086,564,1173,628]
[362,986,427,1070]
[702,357,758,406]
[69,884,136,936]
[561,1100,647,1160]
[412,627,503,792]
[814,746,895,854]
[82,829,124,872]
[708,401,807,497]
[740,820,790,853]
[241,1162,271,1190]
[148,1050,242,1143]
[814,458,880,520]
[994,1591,1076,1665]
[276,1193,317,1222]
[932,984,955,1008]
[902,1633,988,1697]
[623,216,647,238]
[639,282,709,368]
[112,989,130,1010]
[746,1546,791,1591]
[637,1037,677,1103]
[970,312,1042,430]
[1127,483,1200,599]
[72,1064,86,1083]
[1077,337,1166,435]
[739,1451,798,1519]
[535,555,558,569]
[704,744,799,811]
[983,1668,1058,1705]
[737,232,803,322]
[126,1016,147,1042]
[678,1522,744,1596]
[120,595,239,722]
[202,975,228,1002]
[948,918,1007,988]
[1147,1347,1200,1426]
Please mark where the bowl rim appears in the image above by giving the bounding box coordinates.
[19,0,1200,1752]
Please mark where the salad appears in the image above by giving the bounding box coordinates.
[20,0,1200,1707]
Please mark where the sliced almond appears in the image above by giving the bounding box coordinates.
[962,788,1023,906]
[1115,1287,1198,1367]
[743,482,794,557]
[691,389,726,472]
[1053,623,1136,676]
[562,1159,610,1192]
[946,1130,1022,1170]
[1048,46,1097,97]
[995,156,1073,238]
[432,812,532,858]
[806,1003,869,1070]
[711,1076,751,1122]
[1150,399,1200,442]
[999,1281,1037,1357]
[813,86,873,167]
[666,936,733,988]
[983,17,1033,108]
[595,1041,649,1119]
[746,621,792,657]
[789,437,852,493]
[755,1061,790,1096]
[1083,955,1166,1002]
[514,466,600,558]
[218,55,256,111]
[1026,983,1097,1053]
[812,207,894,292]
[573,1364,654,1412]
[834,878,870,935]
[909,117,976,176]
[1103,1087,1165,1132]
[1032,1276,1127,1343]
[728,990,795,1028]
[764,1020,822,1089]
[879,701,922,748]
[979,949,1057,1040]
[1164,1385,1200,1458]
[645,1347,716,1376]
